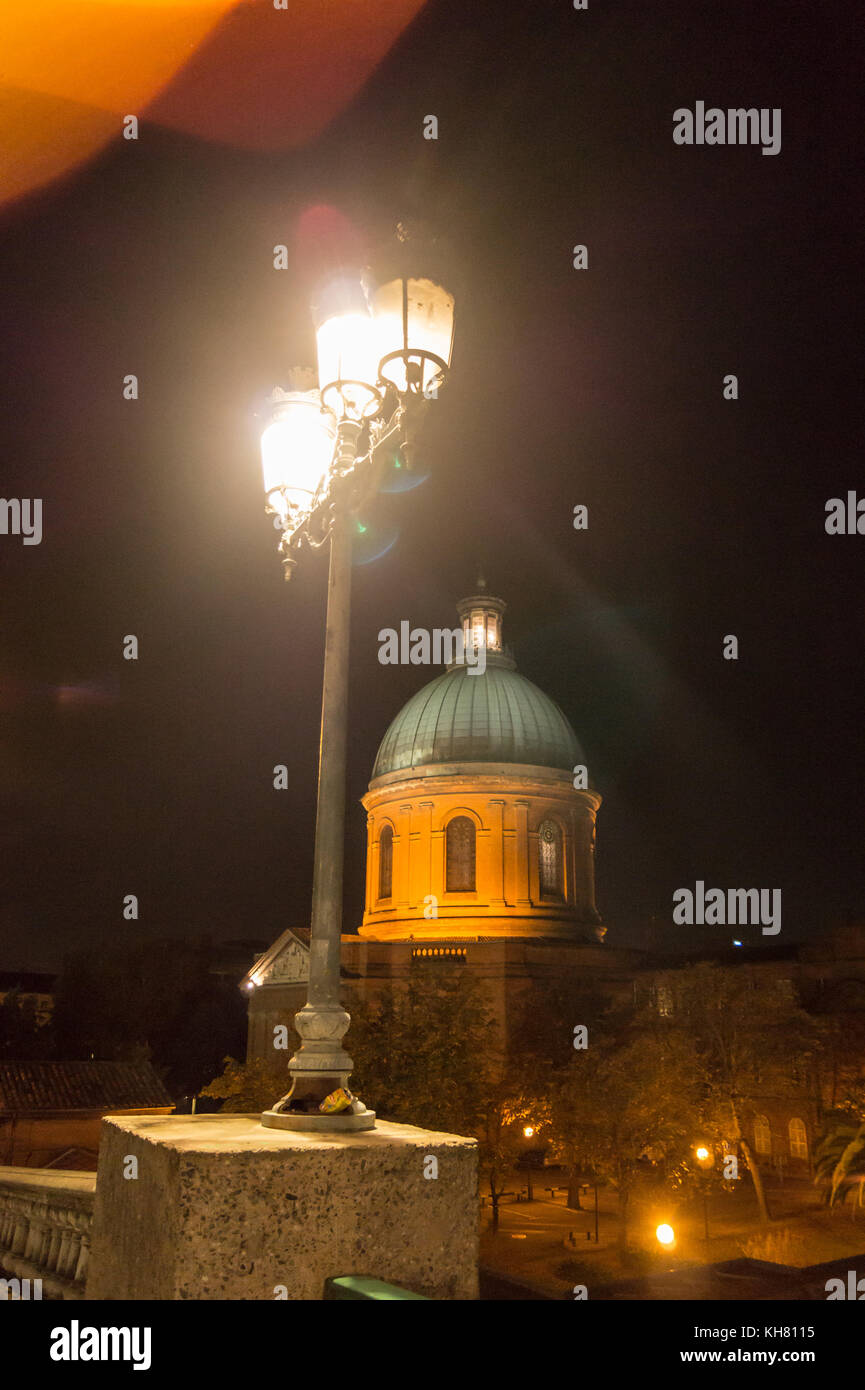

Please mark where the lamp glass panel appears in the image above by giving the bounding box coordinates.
[261,394,336,520]
[374,277,455,391]
[316,312,381,396]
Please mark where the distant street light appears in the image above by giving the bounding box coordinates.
[258,226,455,1134]
[656,1223,675,1247]
[523,1126,535,1139]
[695,1142,714,1240]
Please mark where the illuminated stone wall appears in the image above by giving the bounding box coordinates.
[358,761,603,941]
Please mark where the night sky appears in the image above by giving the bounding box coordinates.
[0,0,862,972]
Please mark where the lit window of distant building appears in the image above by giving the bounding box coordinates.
[754,1115,771,1155]
[656,983,673,1017]
[789,1117,808,1160]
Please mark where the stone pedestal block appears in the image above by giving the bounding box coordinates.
[86,1114,477,1301]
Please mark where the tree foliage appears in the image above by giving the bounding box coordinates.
[667,962,820,1222]
[200,1056,280,1113]
[547,1026,704,1240]
[813,1113,865,1208]
[347,963,497,1137]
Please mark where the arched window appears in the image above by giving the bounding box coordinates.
[378,824,393,900]
[754,1115,771,1155]
[788,1117,808,1160]
[446,816,476,892]
[538,819,563,898]
[656,984,673,1017]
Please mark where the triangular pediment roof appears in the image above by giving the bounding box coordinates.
[239,928,310,990]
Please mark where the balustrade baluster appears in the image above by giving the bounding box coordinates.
[46,1218,64,1272]
[24,1214,44,1263]
[0,1171,95,1298]
[74,1231,90,1287]
[12,1206,29,1256]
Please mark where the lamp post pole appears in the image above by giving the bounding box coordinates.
[289,506,355,1079]
[263,432,375,1132]
[307,505,352,1019]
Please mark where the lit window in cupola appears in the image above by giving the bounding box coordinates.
[378,824,393,899]
[538,820,564,899]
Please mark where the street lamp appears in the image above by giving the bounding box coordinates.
[259,238,455,1133]
[695,1142,713,1241]
[261,389,337,535]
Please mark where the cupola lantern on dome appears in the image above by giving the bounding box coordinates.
[456,572,506,659]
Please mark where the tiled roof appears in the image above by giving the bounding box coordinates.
[0,1061,174,1114]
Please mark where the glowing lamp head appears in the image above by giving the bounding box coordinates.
[374,276,455,394]
[314,276,383,420]
[696,1146,710,1162]
[523,1126,535,1139]
[261,390,337,528]
[656,1223,675,1246]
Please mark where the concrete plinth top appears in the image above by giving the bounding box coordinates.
[102,1112,476,1154]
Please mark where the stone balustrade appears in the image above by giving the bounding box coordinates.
[0,1166,96,1299]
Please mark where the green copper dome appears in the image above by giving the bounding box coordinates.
[372,652,583,780]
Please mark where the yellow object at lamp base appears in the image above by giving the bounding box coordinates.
[320,1087,353,1115]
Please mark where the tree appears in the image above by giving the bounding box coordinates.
[347,962,497,1137]
[201,1056,280,1113]
[474,1082,538,1232]
[548,1027,704,1245]
[813,1113,865,1210]
[507,981,620,1209]
[348,964,543,1227]
[671,963,820,1223]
